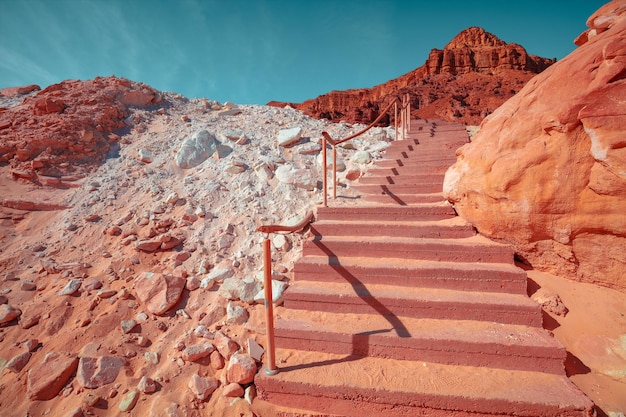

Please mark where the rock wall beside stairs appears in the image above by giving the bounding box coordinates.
[443,0,626,292]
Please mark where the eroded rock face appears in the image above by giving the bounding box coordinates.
[444,1,626,291]
[270,27,555,126]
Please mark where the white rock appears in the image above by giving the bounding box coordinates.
[278,127,302,147]
[351,150,372,165]
[275,164,317,191]
[226,301,249,324]
[138,149,153,163]
[254,280,288,304]
[317,152,346,172]
[175,130,217,169]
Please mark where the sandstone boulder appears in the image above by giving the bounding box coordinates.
[27,352,78,400]
[0,304,21,324]
[77,356,126,388]
[444,1,626,291]
[226,353,257,385]
[134,272,186,315]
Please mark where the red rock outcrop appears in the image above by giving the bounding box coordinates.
[0,76,161,179]
[444,0,626,291]
[271,27,555,126]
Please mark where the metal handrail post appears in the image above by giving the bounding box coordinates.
[322,137,328,207]
[394,101,398,141]
[332,145,337,200]
[262,236,278,375]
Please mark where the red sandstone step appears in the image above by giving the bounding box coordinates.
[283,280,542,326]
[310,217,475,239]
[293,256,528,294]
[357,173,446,185]
[303,235,515,264]
[316,204,455,221]
[362,192,446,205]
[255,349,594,417]
[273,309,565,373]
[366,165,450,176]
[351,182,443,194]
[375,157,457,168]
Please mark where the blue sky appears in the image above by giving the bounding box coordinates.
[0,0,606,104]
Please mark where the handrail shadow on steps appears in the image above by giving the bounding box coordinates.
[257,211,314,375]
[320,93,411,207]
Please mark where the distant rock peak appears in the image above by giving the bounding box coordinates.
[444,26,506,49]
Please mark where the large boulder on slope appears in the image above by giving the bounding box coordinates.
[443,0,626,291]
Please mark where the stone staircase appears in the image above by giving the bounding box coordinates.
[254,120,593,416]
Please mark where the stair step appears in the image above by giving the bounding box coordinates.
[376,157,457,168]
[310,217,475,239]
[303,235,515,264]
[293,256,528,294]
[361,193,445,205]
[316,203,455,221]
[284,280,542,326]
[273,309,565,373]
[255,349,594,417]
[367,165,450,175]
[351,182,443,194]
[358,173,445,185]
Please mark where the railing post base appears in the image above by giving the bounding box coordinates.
[265,368,280,376]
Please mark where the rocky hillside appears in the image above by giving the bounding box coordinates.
[0,76,393,417]
[269,27,556,126]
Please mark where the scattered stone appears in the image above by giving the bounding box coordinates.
[277,126,302,147]
[254,279,288,304]
[97,289,117,299]
[351,150,372,164]
[83,393,100,407]
[145,351,159,365]
[59,279,82,296]
[188,373,219,401]
[6,351,31,372]
[275,164,317,190]
[20,280,37,291]
[226,354,257,385]
[0,294,7,304]
[226,301,249,324]
[77,356,126,388]
[119,390,139,412]
[247,339,265,363]
[66,406,84,417]
[245,385,256,405]
[193,325,213,339]
[138,376,157,393]
[317,151,346,171]
[181,342,215,362]
[272,234,291,252]
[210,351,225,370]
[0,304,21,324]
[134,240,162,252]
[24,338,39,352]
[138,149,153,163]
[223,382,244,398]
[121,319,137,334]
[134,272,185,315]
[531,288,569,317]
[27,352,79,400]
[214,331,239,360]
[186,276,201,291]
[175,130,217,169]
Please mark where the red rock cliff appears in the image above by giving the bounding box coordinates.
[272,27,555,126]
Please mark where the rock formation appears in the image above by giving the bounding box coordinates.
[269,27,555,126]
[444,0,626,291]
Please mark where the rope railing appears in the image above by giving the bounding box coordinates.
[256,211,314,375]
[321,93,410,207]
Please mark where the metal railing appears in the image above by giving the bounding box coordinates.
[257,211,314,375]
[321,93,410,207]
